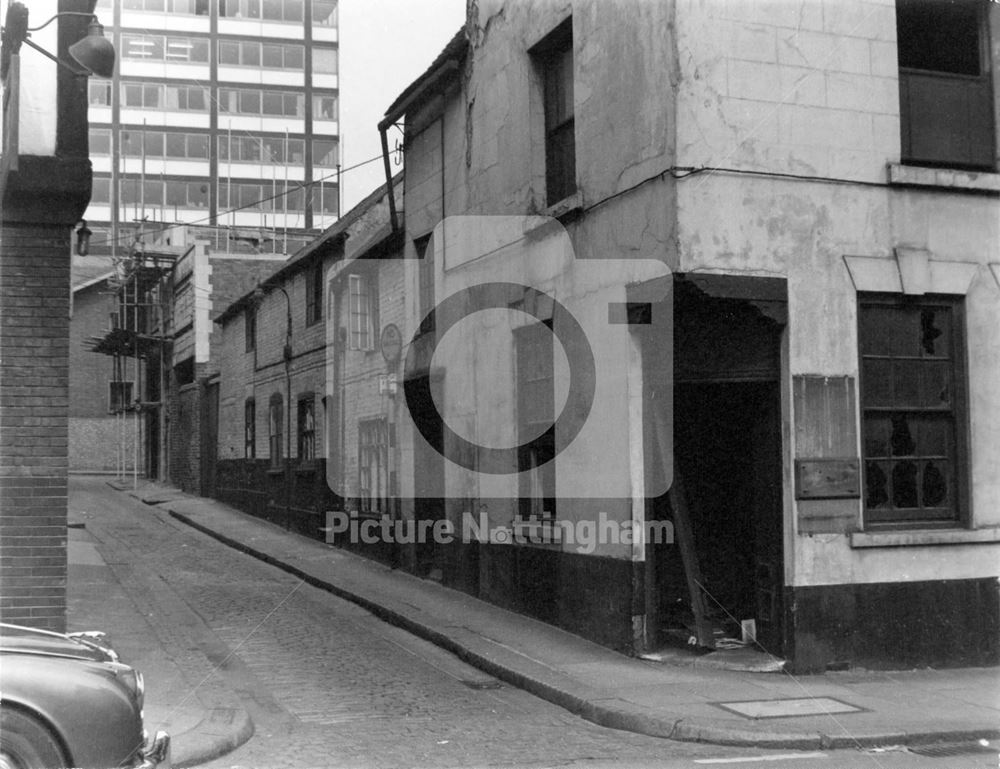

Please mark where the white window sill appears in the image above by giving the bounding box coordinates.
[887,163,1000,193]
[851,527,1000,548]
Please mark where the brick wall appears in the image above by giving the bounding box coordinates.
[68,280,138,472]
[0,225,71,631]
[168,379,203,493]
[69,417,137,473]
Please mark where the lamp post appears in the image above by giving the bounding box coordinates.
[278,286,293,532]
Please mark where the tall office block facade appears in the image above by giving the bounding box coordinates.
[85,0,340,244]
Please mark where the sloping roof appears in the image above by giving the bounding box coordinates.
[215,172,404,324]
[382,28,468,125]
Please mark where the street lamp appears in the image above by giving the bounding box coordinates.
[1,3,115,79]
[254,283,293,530]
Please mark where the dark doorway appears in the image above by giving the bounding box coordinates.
[673,381,784,654]
[650,277,786,656]
[201,381,219,497]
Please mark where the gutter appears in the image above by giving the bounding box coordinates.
[378,58,460,233]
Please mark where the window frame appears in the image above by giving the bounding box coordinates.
[245,307,256,352]
[108,380,135,413]
[358,416,389,515]
[268,393,284,469]
[858,293,971,529]
[895,0,995,171]
[347,272,376,351]
[244,398,256,458]
[531,18,577,206]
[515,320,557,521]
[415,235,435,335]
[305,260,323,327]
[297,395,316,462]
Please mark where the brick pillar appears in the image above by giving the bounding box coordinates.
[0,225,72,632]
[0,1,96,631]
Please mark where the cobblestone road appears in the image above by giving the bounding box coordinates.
[69,478,993,769]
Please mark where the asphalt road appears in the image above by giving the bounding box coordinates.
[69,477,996,769]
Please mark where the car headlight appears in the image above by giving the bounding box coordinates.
[108,662,145,710]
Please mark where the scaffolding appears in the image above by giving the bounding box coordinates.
[86,241,178,488]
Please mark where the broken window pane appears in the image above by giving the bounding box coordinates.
[922,461,947,507]
[863,416,891,458]
[865,461,889,508]
[890,414,916,456]
[892,461,918,508]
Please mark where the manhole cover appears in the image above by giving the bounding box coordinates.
[716,697,864,719]
[910,741,997,758]
[460,679,503,690]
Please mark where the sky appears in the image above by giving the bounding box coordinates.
[339,0,466,213]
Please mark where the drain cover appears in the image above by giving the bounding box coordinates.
[716,697,864,719]
[460,679,503,690]
[910,741,997,758]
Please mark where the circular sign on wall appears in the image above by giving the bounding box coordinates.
[380,323,402,364]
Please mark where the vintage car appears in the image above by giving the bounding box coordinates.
[0,623,169,769]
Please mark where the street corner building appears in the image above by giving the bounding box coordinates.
[195,0,999,674]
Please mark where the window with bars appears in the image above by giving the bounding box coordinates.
[348,273,375,351]
[358,417,388,514]
[268,394,283,469]
[859,295,968,527]
[515,321,556,520]
[245,398,256,458]
[298,396,316,461]
[533,19,576,206]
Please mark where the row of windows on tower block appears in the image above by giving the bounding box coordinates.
[101,0,338,27]
[118,35,337,74]
[91,82,337,120]
[90,129,339,167]
[89,177,338,214]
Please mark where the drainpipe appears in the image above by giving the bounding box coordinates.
[280,286,293,532]
[378,58,460,234]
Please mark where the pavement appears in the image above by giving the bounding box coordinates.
[78,478,1000,765]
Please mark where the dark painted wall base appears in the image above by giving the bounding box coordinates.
[787,577,1000,673]
[477,544,634,652]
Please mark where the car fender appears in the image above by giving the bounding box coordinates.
[1,655,144,769]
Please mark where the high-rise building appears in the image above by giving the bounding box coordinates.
[85,0,340,247]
